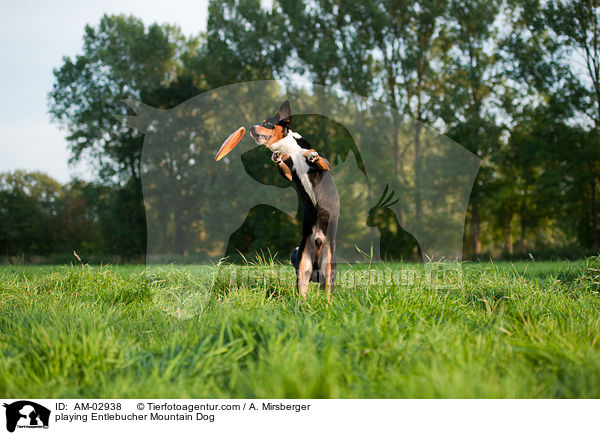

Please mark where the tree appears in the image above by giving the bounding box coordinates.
[338,0,448,214]
[49,14,196,183]
[48,15,199,259]
[439,0,503,256]
[503,0,600,252]
[199,0,288,88]
[543,0,600,249]
[0,171,62,259]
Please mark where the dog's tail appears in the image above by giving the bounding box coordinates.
[290,247,299,270]
[313,230,325,251]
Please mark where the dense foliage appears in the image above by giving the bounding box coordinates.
[1,0,599,263]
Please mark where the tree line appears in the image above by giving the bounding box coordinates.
[0,171,144,263]
[1,0,598,263]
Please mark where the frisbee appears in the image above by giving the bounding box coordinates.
[215,127,245,161]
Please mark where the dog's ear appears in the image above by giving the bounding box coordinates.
[278,100,291,125]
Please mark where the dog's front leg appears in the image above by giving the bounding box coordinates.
[304,150,331,171]
[297,245,313,299]
[272,151,293,181]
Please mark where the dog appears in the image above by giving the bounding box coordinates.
[250,101,339,301]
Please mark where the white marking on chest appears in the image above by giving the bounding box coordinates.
[268,131,316,205]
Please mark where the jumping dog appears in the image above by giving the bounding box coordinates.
[249,101,339,301]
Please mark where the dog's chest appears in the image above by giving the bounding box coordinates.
[269,133,316,205]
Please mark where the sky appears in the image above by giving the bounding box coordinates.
[0,0,208,183]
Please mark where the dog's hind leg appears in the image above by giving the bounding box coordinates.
[319,242,334,303]
[297,245,313,299]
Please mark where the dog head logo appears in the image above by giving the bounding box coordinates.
[3,401,50,432]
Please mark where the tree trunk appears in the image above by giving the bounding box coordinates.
[414,120,423,219]
[472,199,481,255]
[393,114,401,179]
[505,216,514,256]
[384,60,403,181]
[520,211,528,254]
[592,178,598,250]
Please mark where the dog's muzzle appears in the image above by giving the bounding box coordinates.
[250,125,269,145]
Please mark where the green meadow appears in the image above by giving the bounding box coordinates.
[1,258,599,398]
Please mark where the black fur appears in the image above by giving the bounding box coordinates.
[253,101,339,295]
[282,144,339,285]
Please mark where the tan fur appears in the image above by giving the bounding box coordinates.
[272,152,293,181]
[303,149,332,170]
[319,242,333,302]
[254,124,284,146]
[297,242,314,298]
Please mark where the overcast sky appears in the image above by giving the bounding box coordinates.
[0,0,208,183]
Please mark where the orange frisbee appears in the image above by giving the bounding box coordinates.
[215,127,245,161]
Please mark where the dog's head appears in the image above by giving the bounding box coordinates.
[249,101,291,147]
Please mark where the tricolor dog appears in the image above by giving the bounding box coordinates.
[250,101,339,301]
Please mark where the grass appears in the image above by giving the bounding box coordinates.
[0,257,599,398]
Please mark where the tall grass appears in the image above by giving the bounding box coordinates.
[0,258,599,398]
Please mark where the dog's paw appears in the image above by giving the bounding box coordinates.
[271,151,283,164]
[307,151,319,163]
